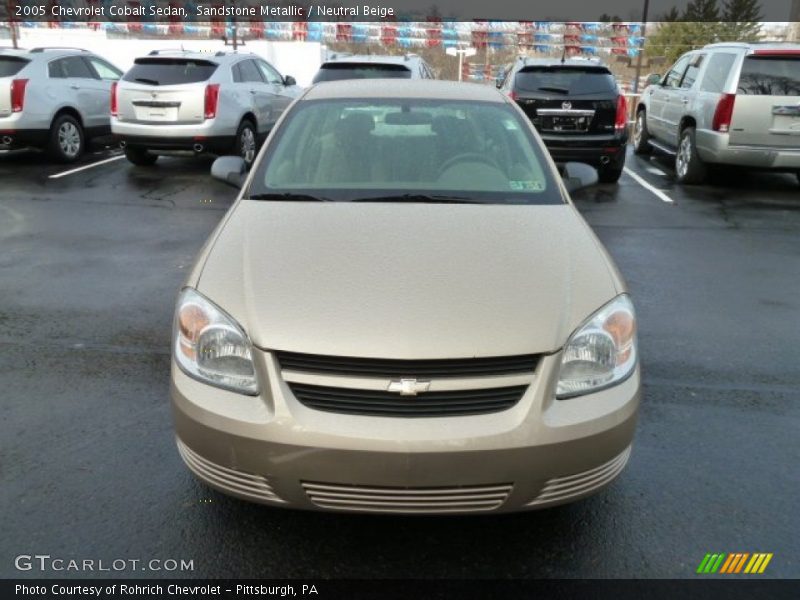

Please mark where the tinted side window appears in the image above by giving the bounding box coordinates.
[237,60,263,83]
[664,56,691,88]
[738,55,800,96]
[88,57,122,81]
[257,61,284,85]
[699,53,736,93]
[681,54,705,89]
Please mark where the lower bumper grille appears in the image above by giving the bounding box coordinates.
[302,481,513,513]
[289,383,528,417]
[527,445,632,507]
[176,438,284,504]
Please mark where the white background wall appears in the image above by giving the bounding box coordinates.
[3,28,323,86]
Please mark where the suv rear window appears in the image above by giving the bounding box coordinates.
[122,58,218,86]
[0,56,29,77]
[738,54,800,96]
[515,66,617,95]
[312,63,412,83]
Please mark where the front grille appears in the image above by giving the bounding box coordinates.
[275,351,539,378]
[302,481,513,513]
[176,438,284,504]
[289,383,527,417]
[527,446,632,507]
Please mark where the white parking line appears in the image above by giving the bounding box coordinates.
[48,154,125,180]
[646,165,669,177]
[623,167,675,204]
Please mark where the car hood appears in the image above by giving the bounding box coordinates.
[196,201,621,358]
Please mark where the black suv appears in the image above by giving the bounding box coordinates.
[499,57,628,183]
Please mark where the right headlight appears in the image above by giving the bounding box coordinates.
[556,294,637,399]
[173,288,258,395]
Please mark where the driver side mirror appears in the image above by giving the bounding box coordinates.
[211,156,246,189]
[495,76,503,89]
[561,162,598,193]
[283,75,297,86]
[645,73,662,87]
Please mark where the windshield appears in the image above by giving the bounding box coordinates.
[515,67,617,95]
[0,56,29,77]
[313,63,412,83]
[249,99,560,205]
[122,58,218,86]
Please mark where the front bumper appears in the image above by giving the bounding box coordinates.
[172,351,640,514]
[696,130,800,169]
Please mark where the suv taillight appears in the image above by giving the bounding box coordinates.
[204,84,220,119]
[615,94,627,132]
[10,79,28,113]
[509,90,518,102]
[712,93,736,133]
[110,81,118,117]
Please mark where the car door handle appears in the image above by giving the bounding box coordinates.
[70,85,80,90]
[681,98,689,104]
[249,90,257,94]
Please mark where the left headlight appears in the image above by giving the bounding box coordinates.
[556,294,637,399]
[173,288,258,395]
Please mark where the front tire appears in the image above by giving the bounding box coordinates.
[124,147,158,166]
[234,120,258,168]
[632,109,652,155]
[47,115,84,163]
[675,126,707,185]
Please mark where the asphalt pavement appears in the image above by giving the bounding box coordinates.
[1,146,798,579]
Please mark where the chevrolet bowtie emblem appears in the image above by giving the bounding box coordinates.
[387,378,431,396]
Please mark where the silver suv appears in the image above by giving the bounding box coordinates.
[0,47,122,162]
[312,53,435,83]
[634,42,800,185]
[112,50,301,166]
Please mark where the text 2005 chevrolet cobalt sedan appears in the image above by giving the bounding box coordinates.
[171,80,640,514]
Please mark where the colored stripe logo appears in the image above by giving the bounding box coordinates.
[696,553,773,574]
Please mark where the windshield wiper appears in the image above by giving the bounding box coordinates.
[537,86,570,94]
[133,77,160,86]
[350,194,481,204]
[248,192,333,202]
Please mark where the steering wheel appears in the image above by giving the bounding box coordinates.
[438,152,501,176]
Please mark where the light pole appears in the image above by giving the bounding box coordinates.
[446,45,476,82]
[633,0,650,94]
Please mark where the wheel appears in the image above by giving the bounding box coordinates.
[675,126,707,185]
[632,109,652,155]
[234,120,258,168]
[47,114,84,163]
[598,163,624,183]
[124,146,158,166]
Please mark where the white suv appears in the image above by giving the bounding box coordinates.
[112,50,301,166]
[0,47,123,162]
[634,42,800,185]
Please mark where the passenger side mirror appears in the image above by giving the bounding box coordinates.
[211,156,246,189]
[561,162,599,193]
[283,75,297,87]
[495,77,503,89]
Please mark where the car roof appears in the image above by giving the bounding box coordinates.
[322,54,422,66]
[303,79,504,102]
[517,57,609,69]
[134,50,255,63]
[703,41,800,52]
[0,47,93,59]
